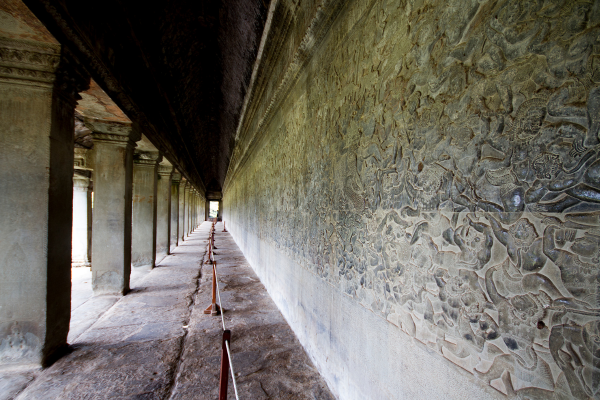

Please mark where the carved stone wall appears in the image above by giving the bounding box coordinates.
[224,0,600,398]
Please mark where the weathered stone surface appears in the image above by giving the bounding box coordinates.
[0,367,38,400]
[131,151,161,268]
[183,184,191,239]
[72,170,91,266]
[170,223,334,400]
[88,119,140,295]
[157,165,173,263]
[179,178,188,242]
[13,224,210,399]
[0,22,88,367]
[170,172,181,252]
[224,0,600,398]
[0,0,57,45]
[8,222,332,399]
[68,262,153,343]
[76,80,131,124]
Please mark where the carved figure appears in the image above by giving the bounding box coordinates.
[543,223,600,306]
[452,215,494,270]
[434,268,498,350]
[550,321,600,398]
[487,215,548,273]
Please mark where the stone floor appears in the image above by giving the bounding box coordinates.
[0,222,334,400]
[68,261,152,343]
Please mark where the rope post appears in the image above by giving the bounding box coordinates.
[223,221,227,232]
[204,261,220,315]
[219,329,231,400]
[205,224,215,264]
[205,243,212,264]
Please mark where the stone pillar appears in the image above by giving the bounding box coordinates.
[191,190,196,232]
[197,195,202,225]
[0,37,89,367]
[195,193,199,227]
[170,172,181,251]
[72,170,92,266]
[178,178,187,242]
[131,151,161,268]
[183,183,191,239]
[73,148,93,265]
[191,190,197,231]
[188,190,193,232]
[88,119,140,295]
[188,187,196,235]
[198,196,202,224]
[155,165,172,263]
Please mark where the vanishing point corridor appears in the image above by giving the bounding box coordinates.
[2,222,333,399]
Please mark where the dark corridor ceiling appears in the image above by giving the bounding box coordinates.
[23,0,270,192]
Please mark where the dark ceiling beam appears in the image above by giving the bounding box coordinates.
[22,0,269,194]
[21,0,206,192]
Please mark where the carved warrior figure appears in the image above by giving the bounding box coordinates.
[543,223,600,307]
[434,268,498,350]
[486,215,548,273]
[485,265,552,367]
[550,321,600,398]
[452,215,494,271]
[527,148,600,212]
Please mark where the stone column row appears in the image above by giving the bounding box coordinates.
[156,165,172,262]
[171,179,205,243]
[0,33,208,369]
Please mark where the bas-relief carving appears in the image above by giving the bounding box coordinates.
[226,0,600,397]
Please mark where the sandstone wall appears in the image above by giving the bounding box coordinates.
[223,0,600,398]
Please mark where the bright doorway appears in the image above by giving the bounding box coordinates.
[209,201,219,218]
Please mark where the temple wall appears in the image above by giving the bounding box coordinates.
[224,0,600,398]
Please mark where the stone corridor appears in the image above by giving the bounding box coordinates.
[4,0,600,397]
[1,222,333,399]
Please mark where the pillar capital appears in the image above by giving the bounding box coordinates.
[158,165,173,176]
[133,150,162,166]
[0,38,59,86]
[171,172,182,184]
[0,39,89,104]
[73,170,92,192]
[86,118,141,146]
[74,148,91,170]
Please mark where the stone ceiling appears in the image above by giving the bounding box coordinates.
[22,0,270,193]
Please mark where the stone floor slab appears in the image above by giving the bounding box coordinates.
[169,223,334,400]
[3,222,334,399]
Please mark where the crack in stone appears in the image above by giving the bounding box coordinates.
[165,246,207,400]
